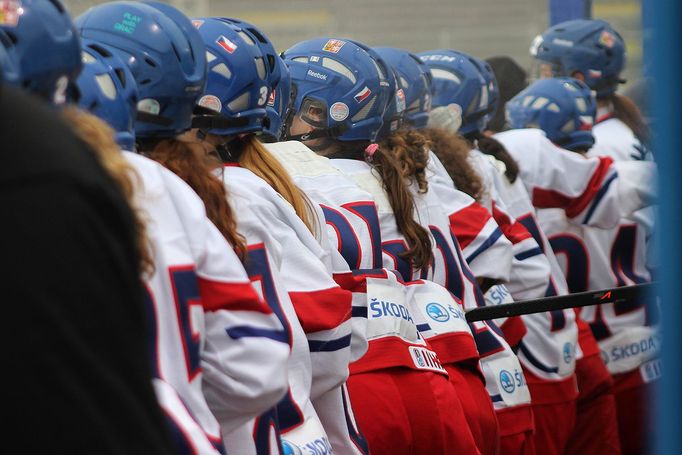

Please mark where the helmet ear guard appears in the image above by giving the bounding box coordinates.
[505,77,597,151]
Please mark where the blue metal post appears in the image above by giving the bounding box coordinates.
[549,0,592,25]
[648,0,682,453]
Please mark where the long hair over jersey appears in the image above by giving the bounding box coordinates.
[142,137,247,260]
[328,139,434,271]
[468,132,520,183]
[609,93,651,148]
[62,106,155,277]
[228,134,317,235]
[379,129,430,194]
[421,127,485,201]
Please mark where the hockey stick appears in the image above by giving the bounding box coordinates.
[465,282,657,323]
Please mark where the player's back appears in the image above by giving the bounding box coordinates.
[124,151,226,454]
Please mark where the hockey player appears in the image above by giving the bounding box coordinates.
[372,46,538,455]
[191,19,358,454]
[280,37,483,455]
[0,1,174,451]
[76,3,292,453]
[422,48,583,455]
[508,76,656,455]
[531,18,652,162]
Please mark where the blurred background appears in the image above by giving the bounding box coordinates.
[63,0,644,92]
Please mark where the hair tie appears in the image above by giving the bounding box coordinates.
[364,143,379,162]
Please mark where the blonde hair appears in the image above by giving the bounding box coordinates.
[233,135,317,234]
[61,106,154,278]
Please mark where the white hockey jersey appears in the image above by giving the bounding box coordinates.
[494,128,657,228]
[266,143,448,376]
[331,157,531,410]
[426,151,513,283]
[592,108,653,162]
[124,152,290,455]
[535,110,659,378]
[221,165,355,454]
[469,150,579,388]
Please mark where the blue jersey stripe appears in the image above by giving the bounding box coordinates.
[466,228,504,264]
[226,326,289,343]
[490,394,504,403]
[352,306,368,318]
[582,172,618,225]
[519,341,559,373]
[515,246,543,261]
[308,334,352,352]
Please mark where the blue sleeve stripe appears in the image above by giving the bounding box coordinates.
[226,326,289,343]
[352,306,368,318]
[582,172,618,225]
[308,334,352,352]
[515,247,544,261]
[466,228,504,264]
[416,323,432,332]
[519,341,559,373]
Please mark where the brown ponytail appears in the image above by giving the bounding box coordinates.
[144,138,247,261]
[379,129,430,194]
[610,93,651,148]
[421,127,484,202]
[61,106,155,278]
[329,140,434,271]
[231,135,317,235]
[473,133,520,183]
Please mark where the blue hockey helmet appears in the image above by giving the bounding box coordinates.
[76,1,206,138]
[190,17,272,137]
[506,77,596,151]
[419,49,492,136]
[282,37,393,143]
[374,47,433,135]
[216,17,288,140]
[0,0,81,103]
[478,58,499,129]
[75,39,138,150]
[219,17,281,89]
[530,19,625,97]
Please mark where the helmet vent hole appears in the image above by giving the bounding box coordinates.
[248,28,267,44]
[5,31,17,45]
[171,43,181,62]
[212,63,232,79]
[351,95,376,122]
[144,57,157,68]
[89,43,111,58]
[115,68,126,87]
[48,0,65,14]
